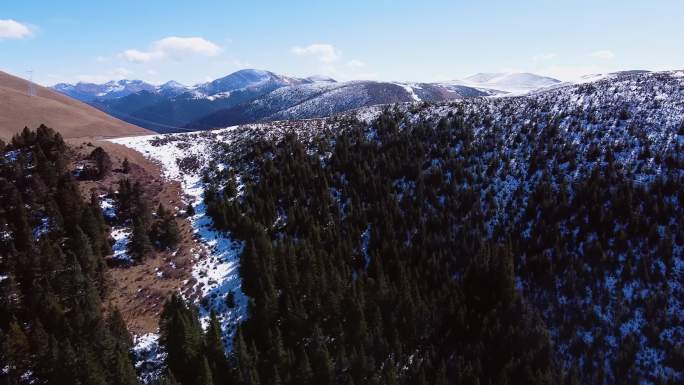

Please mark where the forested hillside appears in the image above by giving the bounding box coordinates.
[113,70,684,385]
[0,127,139,384]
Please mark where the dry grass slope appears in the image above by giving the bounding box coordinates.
[0,70,151,140]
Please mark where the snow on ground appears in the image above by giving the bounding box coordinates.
[110,128,248,352]
[132,333,166,384]
[99,195,116,220]
[3,150,19,163]
[395,83,422,102]
[110,227,131,262]
[32,217,50,239]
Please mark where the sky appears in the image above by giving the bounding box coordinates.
[1,0,682,86]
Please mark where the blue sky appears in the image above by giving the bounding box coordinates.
[1,0,682,85]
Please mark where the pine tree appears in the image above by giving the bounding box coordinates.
[89,147,112,179]
[129,218,153,261]
[197,357,215,385]
[159,293,205,385]
[205,311,230,384]
[225,291,236,308]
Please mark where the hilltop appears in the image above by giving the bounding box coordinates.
[0,70,150,140]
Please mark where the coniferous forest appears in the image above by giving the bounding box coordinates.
[196,119,557,385]
[194,90,683,385]
[0,126,138,385]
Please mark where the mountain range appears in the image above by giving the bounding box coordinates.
[51,69,560,133]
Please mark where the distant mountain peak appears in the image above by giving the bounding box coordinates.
[458,72,561,93]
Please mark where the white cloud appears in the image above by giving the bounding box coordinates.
[347,59,365,68]
[291,43,340,63]
[590,50,615,59]
[122,49,165,63]
[532,53,556,61]
[121,36,221,63]
[0,19,32,39]
[153,37,221,58]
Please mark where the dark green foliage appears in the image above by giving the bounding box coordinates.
[0,126,138,385]
[152,204,180,250]
[159,294,233,385]
[202,111,562,384]
[114,184,180,262]
[129,218,153,261]
[88,146,113,179]
[197,104,684,384]
[225,291,236,308]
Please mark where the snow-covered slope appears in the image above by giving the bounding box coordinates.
[453,72,562,94]
[351,70,684,383]
[111,70,684,384]
[110,129,250,350]
[189,80,491,129]
[52,79,159,102]
[195,69,311,96]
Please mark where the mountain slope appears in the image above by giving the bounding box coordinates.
[112,70,684,385]
[0,71,150,140]
[52,79,160,102]
[457,72,561,93]
[188,80,491,129]
[195,68,309,95]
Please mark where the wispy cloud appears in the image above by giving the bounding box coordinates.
[347,59,365,68]
[291,43,340,63]
[590,50,615,59]
[121,49,165,63]
[532,53,557,61]
[0,19,33,39]
[121,36,221,63]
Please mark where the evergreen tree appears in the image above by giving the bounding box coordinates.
[129,218,153,261]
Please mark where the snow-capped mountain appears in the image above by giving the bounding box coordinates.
[188,80,491,129]
[194,69,311,96]
[156,80,189,97]
[51,69,493,133]
[52,79,159,102]
[453,72,562,93]
[51,69,562,133]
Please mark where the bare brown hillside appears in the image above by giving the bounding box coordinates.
[0,70,151,140]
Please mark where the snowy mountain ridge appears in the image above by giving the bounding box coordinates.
[451,72,563,93]
[50,70,561,133]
